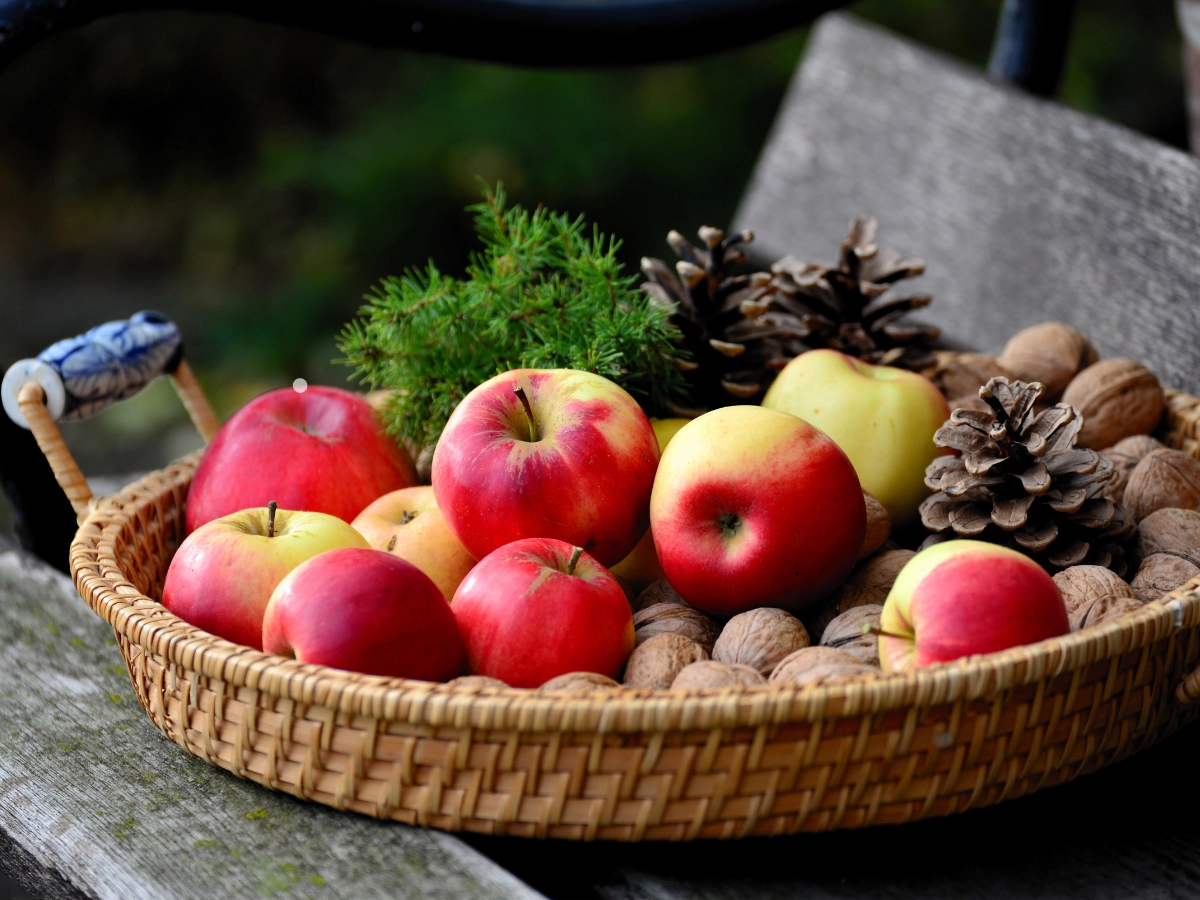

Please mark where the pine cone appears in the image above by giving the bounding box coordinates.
[641,226,809,410]
[919,377,1136,576]
[770,216,939,371]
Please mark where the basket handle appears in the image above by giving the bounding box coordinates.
[1,311,220,520]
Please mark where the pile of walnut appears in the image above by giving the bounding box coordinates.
[459,321,1199,694]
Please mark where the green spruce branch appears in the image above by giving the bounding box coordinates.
[338,185,690,451]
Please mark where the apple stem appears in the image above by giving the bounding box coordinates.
[513,386,538,442]
[267,501,277,538]
[566,546,584,576]
[864,623,910,641]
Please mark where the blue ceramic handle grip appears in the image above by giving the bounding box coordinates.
[2,311,184,429]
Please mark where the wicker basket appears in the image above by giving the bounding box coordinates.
[60,390,1200,840]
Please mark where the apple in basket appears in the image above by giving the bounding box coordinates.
[432,368,659,567]
[352,485,476,602]
[878,539,1069,671]
[263,547,464,681]
[163,503,369,650]
[762,349,950,524]
[650,405,865,616]
[452,538,634,687]
[186,385,417,532]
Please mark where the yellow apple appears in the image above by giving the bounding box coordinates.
[352,486,475,601]
[609,417,690,591]
[762,349,950,524]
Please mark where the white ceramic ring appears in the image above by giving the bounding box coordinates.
[2,359,66,429]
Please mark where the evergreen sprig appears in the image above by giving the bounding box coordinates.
[338,186,689,450]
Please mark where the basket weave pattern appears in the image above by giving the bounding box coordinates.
[70,397,1200,841]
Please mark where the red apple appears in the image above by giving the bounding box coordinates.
[650,405,865,616]
[163,505,369,650]
[432,369,659,567]
[352,486,475,601]
[263,548,463,681]
[452,537,634,687]
[879,540,1069,671]
[186,385,416,533]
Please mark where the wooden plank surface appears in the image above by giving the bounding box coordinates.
[735,13,1200,395]
[0,548,545,900]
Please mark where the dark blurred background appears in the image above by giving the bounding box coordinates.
[0,0,1186,537]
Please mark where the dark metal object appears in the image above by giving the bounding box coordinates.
[988,0,1077,97]
[0,0,849,71]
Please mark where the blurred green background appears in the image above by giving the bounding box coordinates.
[0,0,1187,535]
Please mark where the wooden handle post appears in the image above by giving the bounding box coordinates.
[17,382,93,520]
[168,360,221,444]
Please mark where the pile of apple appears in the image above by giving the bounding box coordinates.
[162,350,1073,690]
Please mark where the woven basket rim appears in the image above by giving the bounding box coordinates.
[70,449,1200,734]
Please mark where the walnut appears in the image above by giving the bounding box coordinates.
[446,675,509,689]
[1052,565,1135,620]
[819,605,883,667]
[634,578,689,612]
[711,608,810,677]
[1071,595,1145,631]
[832,549,915,614]
[633,602,721,654]
[1101,435,1164,503]
[768,646,865,684]
[998,322,1098,400]
[538,671,621,691]
[622,633,708,690]
[771,661,878,688]
[799,596,841,647]
[932,352,1016,403]
[1136,508,1200,562]
[1123,449,1200,522]
[1061,359,1165,450]
[857,492,892,560]
[670,661,766,690]
[1131,550,1200,603]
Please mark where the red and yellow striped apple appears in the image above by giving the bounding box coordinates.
[878,540,1069,671]
[431,369,659,567]
[609,416,690,591]
[352,486,475,601]
[762,349,949,524]
[163,505,369,650]
[650,405,865,616]
[452,538,634,687]
[263,547,463,681]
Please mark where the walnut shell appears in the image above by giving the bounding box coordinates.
[799,596,841,647]
[819,605,883,667]
[1101,435,1164,503]
[446,675,509,690]
[711,608,810,677]
[1136,508,1200,562]
[538,672,621,691]
[1131,550,1200,603]
[1061,358,1164,450]
[859,492,891,560]
[1123,448,1200,522]
[998,322,1097,399]
[633,602,721,654]
[932,352,1016,403]
[772,661,879,688]
[1071,595,1145,631]
[634,578,689,612]
[768,646,865,685]
[622,633,708,690]
[832,549,916,614]
[670,661,766,690]
[1051,565,1135,619]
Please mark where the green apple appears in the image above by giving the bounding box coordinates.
[762,349,950,524]
[609,417,690,591]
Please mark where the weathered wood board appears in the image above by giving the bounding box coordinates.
[0,550,545,900]
[735,13,1200,395]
